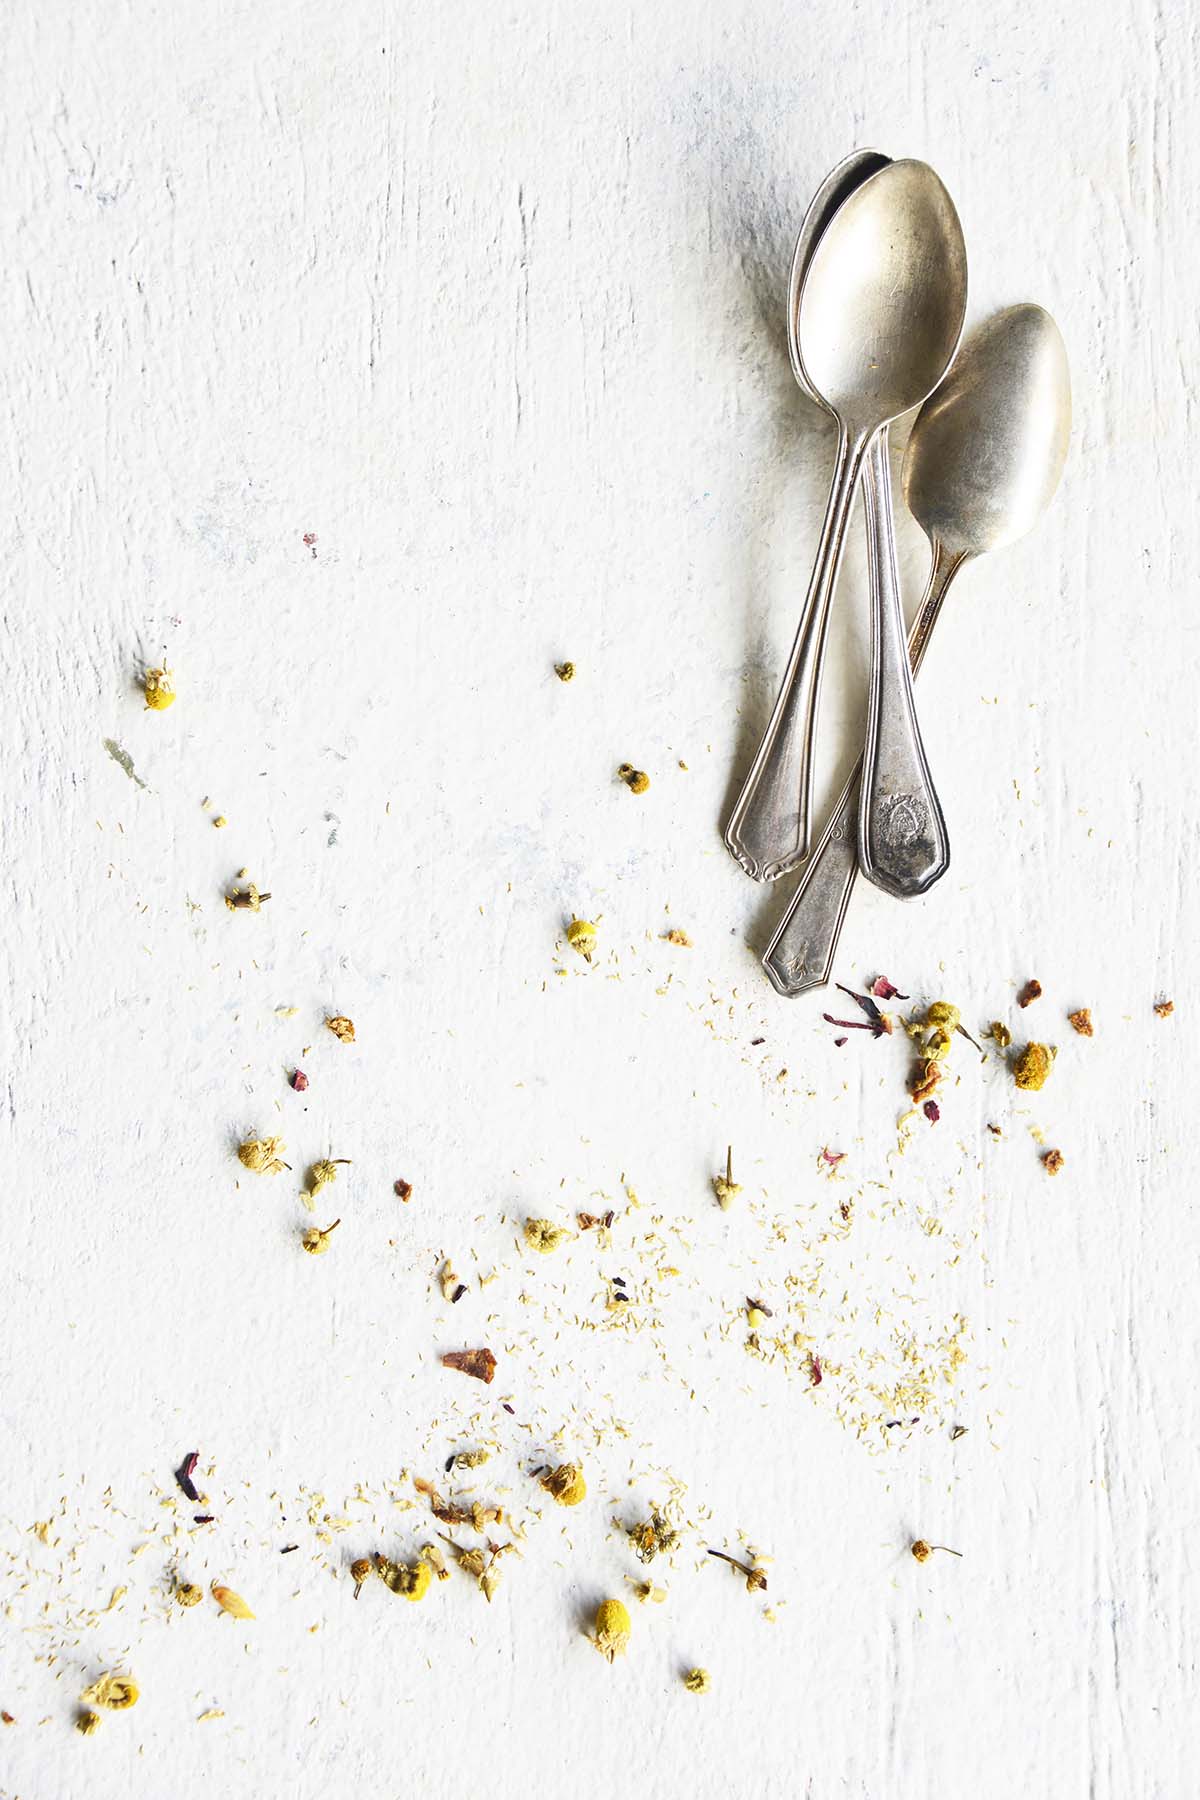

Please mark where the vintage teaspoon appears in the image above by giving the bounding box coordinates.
[762,303,1072,995]
[724,159,967,882]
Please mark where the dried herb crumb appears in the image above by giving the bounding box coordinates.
[683,1668,711,1694]
[143,665,176,710]
[987,1021,1012,1049]
[237,1136,289,1175]
[617,763,651,794]
[910,1539,961,1564]
[212,1583,255,1619]
[539,1463,587,1506]
[712,1145,741,1209]
[1013,1043,1053,1091]
[554,661,576,682]
[301,1219,341,1255]
[175,1451,201,1504]
[1155,999,1174,1019]
[923,1100,941,1123]
[870,976,908,1000]
[174,1581,203,1608]
[1067,1008,1093,1037]
[664,927,692,947]
[326,1014,356,1043]
[394,1177,413,1202]
[628,1507,679,1564]
[290,1069,309,1091]
[1017,979,1043,1008]
[987,1123,1002,1138]
[225,879,270,912]
[1042,1148,1065,1176]
[950,1425,968,1441]
[81,1674,139,1710]
[442,1348,497,1384]
[76,1710,101,1736]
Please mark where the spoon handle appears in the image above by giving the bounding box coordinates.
[724,428,867,881]
[762,541,966,996]
[857,430,951,899]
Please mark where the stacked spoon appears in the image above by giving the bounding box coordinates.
[723,151,1071,997]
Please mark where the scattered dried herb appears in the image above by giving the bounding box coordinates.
[539,1463,587,1506]
[566,917,597,961]
[708,1549,767,1591]
[950,1426,968,1441]
[175,1451,201,1504]
[225,878,270,912]
[988,1021,1013,1048]
[1155,999,1174,1019]
[819,1146,846,1171]
[303,1157,350,1204]
[290,1069,309,1091]
[871,976,909,1000]
[627,1507,679,1564]
[237,1135,289,1175]
[1067,1009,1093,1037]
[301,1220,340,1255]
[1042,1148,1065,1176]
[81,1674,139,1710]
[212,1583,255,1619]
[987,1123,1003,1137]
[823,984,893,1039]
[143,666,176,710]
[577,1209,615,1232]
[554,661,576,682]
[350,1557,373,1598]
[524,1217,573,1254]
[1017,979,1043,1008]
[442,1348,496,1384]
[1013,1043,1053,1091]
[683,1668,711,1694]
[375,1555,432,1601]
[174,1580,203,1608]
[910,1540,962,1563]
[712,1146,741,1210]
[394,1177,413,1202]
[193,1514,214,1525]
[593,1597,632,1661]
[923,1100,941,1123]
[617,763,650,795]
[809,1353,823,1386]
[76,1710,101,1735]
[326,1015,356,1043]
[664,928,692,947]
[909,1060,941,1105]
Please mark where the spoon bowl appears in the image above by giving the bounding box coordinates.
[787,149,890,408]
[903,303,1071,558]
[797,159,968,431]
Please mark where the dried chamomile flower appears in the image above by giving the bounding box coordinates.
[627,1507,679,1564]
[712,1146,741,1210]
[174,1580,203,1609]
[1068,1009,1094,1037]
[988,1020,1013,1049]
[302,1157,350,1204]
[225,878,270,912]
[143,665,176,710]
[664,928,692,947]
[76,1709,102,1736]
[237,1135,289,1175]
[683,1668,711,1694]
[910,1539,961,1564]
[439,1535,513,1601]
[554,661,575,682]
[325,1014,356,1043]
[1042,1148,1065,1176]
[708,1549,767,1591]
[212,814,227,828]
[1012,1042,1053,1091]
[628,1579,667,1604]
[539,1463,587,1506]
[420,1542,451,1581]
[439,1260,464,1302]
[301,1219,340,1255]
[566,917,597,961]
[593,1597,631,1661]
[374,1555,432,1601]
[81,1674,139,1711]
[350,1557,373,1598]
[212,1583,255,1619]
[524,1217,572,1255]
[451,1448,490,1471]
[925,1001,960,1033]
[617,763,650,795]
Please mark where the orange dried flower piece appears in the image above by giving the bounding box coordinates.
[1067,1009,1093,1037]
[1042,1148,1065,1176]
[441,1348,496,1384]
[1017,979,1042,1008]
[326,1015,356,1043]
[1154,1000,1174,1019]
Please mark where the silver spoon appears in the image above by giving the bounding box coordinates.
[788,152,951,900]
[724,159,967,883]
[762,303,1072,995]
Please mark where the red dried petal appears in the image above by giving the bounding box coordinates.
[870,976,908,1000]
[291,1069,309,1092]
[809,1354,823,1386]
[441,1348,496,1384]
[923,1100,941,1123]
[820,1147,846,1167]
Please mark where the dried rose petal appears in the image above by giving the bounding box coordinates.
[923,1100,941,1123]
[820,1147,846,1168]
[394,1178,413,1202]
[175,1451,201,1504]
[441,1348,496,1384]
[290,1069,309,1092]
[1017,979,1043,1008]
[870,976,908,1000]
[810,1353,823,1386]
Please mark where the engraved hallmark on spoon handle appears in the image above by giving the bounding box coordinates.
[762,545,966,996]
[857,430,951,900]
[724,428,868,882]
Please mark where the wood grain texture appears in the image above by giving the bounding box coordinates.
[0,2,1192,1795]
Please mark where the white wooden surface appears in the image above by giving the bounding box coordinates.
[1,4,1194,1796]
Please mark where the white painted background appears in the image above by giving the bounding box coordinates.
[1,3,1195,1797]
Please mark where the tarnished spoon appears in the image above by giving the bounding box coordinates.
[762,303,1072,995]
[724,159,967,882]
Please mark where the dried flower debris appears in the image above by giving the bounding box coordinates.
[212,1583,255,1619]
[539,1463,587,1506]
[683,1668,712,1694]
[394,1177,413,1202]
[142,665,175,710]
[1042,1148,1065,1176]
[1067,1009,1093,1036]
[617,763,650,794]
[910,1539,961,1564]
[325,1015,356,1043]
[1017,979,1042,1007]
[566,917,597,961]
[81,1673,139,1710]
[593,1597,632,1660]
[237,1136,289,1175]
[225,875,270,912]
[301,1220,340,1255]
[1154,999,1174,1018]
[554,661,575,682]
[441,1348,497,1384]
[708,1548,767,1591]
[524,1217,572,1254]
[1012,1043,1053,1091]
[712,1146,741,1210]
